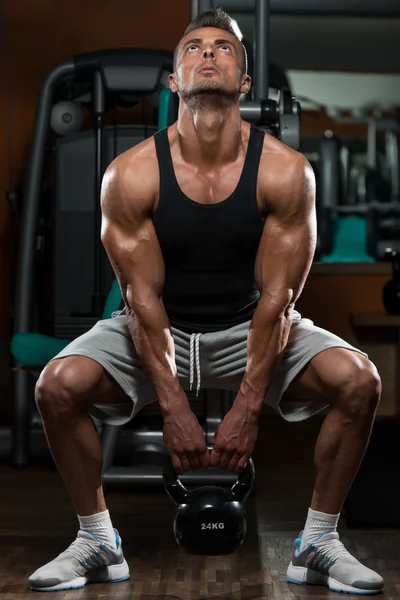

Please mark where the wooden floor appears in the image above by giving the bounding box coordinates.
[0,416,399,599]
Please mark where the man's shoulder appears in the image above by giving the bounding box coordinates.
[258,133,314,210]
[103,133,161,200]
[101,133,164,220]
[260,131,308,172]
[261,133,312,185]
[108,134,159,178]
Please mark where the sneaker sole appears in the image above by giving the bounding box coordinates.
[286,562,383,595]
[30,559,130,592]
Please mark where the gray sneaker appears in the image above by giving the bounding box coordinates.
[28,528,130,592]
[286,531,384,595]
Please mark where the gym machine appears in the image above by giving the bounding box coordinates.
[11,49,177,471]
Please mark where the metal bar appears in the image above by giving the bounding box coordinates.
[198,0,400,16]
[102,466,236,486]
[92,71,105,316]
[14,60,74,335]
[239,100,262,122]
[254,0,270,100]
[11,371,32,466]
[101,424,121,472]
[12,60,75,467]
[191,0,199,18]
[367,119,377,169]
[205,389,224,443]
[385,131,399,202]
[197,0,214,14]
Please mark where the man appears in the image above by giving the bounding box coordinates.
[28,7,384,595]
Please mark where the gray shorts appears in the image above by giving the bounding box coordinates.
[50,309,367,425]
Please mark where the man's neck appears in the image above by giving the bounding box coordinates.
[176,104,243,167]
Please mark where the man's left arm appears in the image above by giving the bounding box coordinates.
[210,154,316,471]
[238,155,317,416]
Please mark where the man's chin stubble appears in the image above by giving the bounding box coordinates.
[181,86,238,110]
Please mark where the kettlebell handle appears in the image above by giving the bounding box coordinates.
[163,445,255,505]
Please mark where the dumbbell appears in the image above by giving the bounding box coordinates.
[367,204,400,260]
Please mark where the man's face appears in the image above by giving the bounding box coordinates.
[170,27,251,110]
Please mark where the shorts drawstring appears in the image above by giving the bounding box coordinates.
[189,333,202,396]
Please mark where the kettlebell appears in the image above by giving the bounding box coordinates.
[163,448,255,555]
[383,249,400,314]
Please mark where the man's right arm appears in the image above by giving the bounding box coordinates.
[100,154,189,417]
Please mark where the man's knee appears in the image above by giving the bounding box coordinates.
[335,355,381,417]
[35,357,101,417]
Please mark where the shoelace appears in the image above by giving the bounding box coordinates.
[63,537,104,565]
[313,536,351,563]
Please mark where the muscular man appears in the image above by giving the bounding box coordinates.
[28,8,384,595]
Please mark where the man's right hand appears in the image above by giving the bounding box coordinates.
[162,406,210,474]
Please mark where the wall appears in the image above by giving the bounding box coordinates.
[288,71,400,112]
[296,270,398,416]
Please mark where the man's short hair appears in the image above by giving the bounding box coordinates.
[173,7,248,75]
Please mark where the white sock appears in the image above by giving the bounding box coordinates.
[78,509,116,549]
[300,507,340,552]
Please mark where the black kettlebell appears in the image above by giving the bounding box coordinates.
[163,448,255,555]
[383,249,400,314]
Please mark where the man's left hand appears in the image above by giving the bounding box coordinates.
[209,405,259,473]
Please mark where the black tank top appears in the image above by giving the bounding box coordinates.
[153,123,265,334]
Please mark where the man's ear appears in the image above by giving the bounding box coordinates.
[169,73,178,94]
[240,74,252,95]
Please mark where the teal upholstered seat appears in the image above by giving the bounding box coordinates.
[11,278,123,368]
